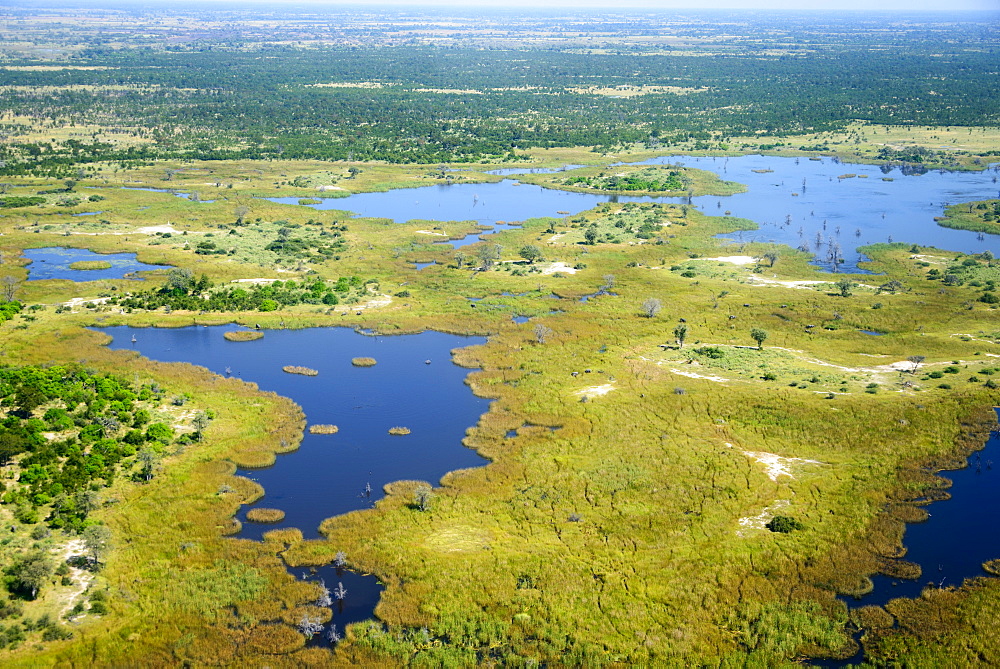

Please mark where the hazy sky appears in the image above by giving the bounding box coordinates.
[190,0,998,9]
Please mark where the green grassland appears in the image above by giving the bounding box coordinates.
[1,151,999,666]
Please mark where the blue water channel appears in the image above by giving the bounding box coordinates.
[100,325,490,634]
[262,156,1000,270]
[24,247,164,281]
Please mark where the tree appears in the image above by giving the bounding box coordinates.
[2,275,20,302]
[762,250,779,267]
[584,227,598,245]
[673,323,688,348]
[82,525,112,567]
[518,244,543,264]
[414,484,434,511]
[602,274,616,291]
[906,355,925,374]
[10,550,53,599]
[750,327,768,350]
[533,323,554,344]
[234,205,250,225]
[835,278,855,297]
[476,243,502,270]
[165,268,194,294]
[641,298,662,318]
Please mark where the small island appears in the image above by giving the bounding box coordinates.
[69,260,113,270]
[282,365,318,376]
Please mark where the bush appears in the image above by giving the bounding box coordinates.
[766,515,804,533]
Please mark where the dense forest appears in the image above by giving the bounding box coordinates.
[1,10,998,173]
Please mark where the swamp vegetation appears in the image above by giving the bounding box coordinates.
[1,4,1000,667]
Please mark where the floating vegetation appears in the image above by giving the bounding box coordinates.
[224,330,264,342]
[351,357,377,367]
[388,426,412,435]
[983,559,1000,576]
[246,508,286,523]
[309,424,339,434]
[69,260,112,270]
[283,365,318,376]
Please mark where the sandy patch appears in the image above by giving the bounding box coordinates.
[669,368,729,383]
[741,450,824,481]
[415,230,448,236]
[56,538,93,619]
[699,255,757,265]
[62,296,111,308]
[746,276,830,289]
[876,360,921,373]
[737,500,791,536]
[574,384,615,399]
[540,261,578,275]
[317,185,344,192]
[548,233,567,242]
[136,224,186,235]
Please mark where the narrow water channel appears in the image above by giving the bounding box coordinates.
[100,325,490,637]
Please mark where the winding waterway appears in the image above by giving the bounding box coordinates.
[100,325,489,634]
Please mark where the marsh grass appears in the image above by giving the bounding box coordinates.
[4,151,1000,667]
[283,365,318,376]
[351,357,377,366]
[68,260,112,270]
[231,450,277,469]
[388,426,411,435]
[224,330,264,341]
[246,508,286,523]
[308,424,339,434]
[262,528,304,544]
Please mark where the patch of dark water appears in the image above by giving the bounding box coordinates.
[812,410,1000,666]
[100,325,490,643]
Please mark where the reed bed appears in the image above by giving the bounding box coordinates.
[351,357,377,367]
[262,528,304,544]
[309,424,339,434]
[388,426,411,435]
[246,508,286,523]
[283,365,318,376]
[224,330,264,342]
[69,260,112,270]
[231,450,277,469]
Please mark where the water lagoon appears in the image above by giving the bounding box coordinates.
[265,156,999,270]
[24,247,163,281]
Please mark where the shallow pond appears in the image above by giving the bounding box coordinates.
[633,155,1000,271]
[24,247,163,282]
[100,326,489,633]
[263,156,999,271]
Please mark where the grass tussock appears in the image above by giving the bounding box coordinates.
[246,508,286,523]
[283,365,319,376]
[352,357,377,367]
[388,426,411,435]
[308,424,339,434]
[224,330,264,341]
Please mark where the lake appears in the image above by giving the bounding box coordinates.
[24,247,164,282]
[263,156,1000,271]
[99,325,490,633]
